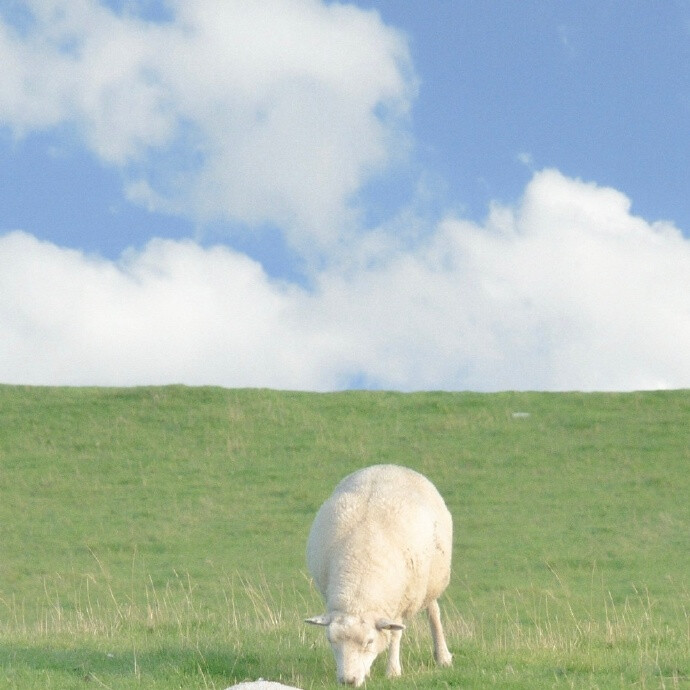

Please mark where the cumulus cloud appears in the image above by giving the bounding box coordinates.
[0,231,316,388]
[0,0,414,249]
[2,170,690,391]
[312,170,690,391]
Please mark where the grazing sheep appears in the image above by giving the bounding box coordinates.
[305,464,453,686]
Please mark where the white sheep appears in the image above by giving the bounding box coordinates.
[305,464,453,686]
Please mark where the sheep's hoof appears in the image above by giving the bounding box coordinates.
[437,651,453,667]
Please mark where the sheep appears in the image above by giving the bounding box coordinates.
[305,464,453,686]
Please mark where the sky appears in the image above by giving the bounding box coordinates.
[1,0,690,391]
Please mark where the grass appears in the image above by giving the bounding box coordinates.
[0,385,689,688]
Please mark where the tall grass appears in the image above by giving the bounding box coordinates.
[3,566,688,688]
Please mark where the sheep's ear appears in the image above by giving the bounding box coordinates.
[376,618,405,631]
[305,614,331,626]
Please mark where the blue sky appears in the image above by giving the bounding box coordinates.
[1,0,689,390]
[370,1,690,229]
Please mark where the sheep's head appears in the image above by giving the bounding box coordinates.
[306,612,404,686]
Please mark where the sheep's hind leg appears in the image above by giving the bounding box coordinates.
[386,628,403,677]
[427,600,452,666]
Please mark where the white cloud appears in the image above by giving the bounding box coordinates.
[2,170,690,391]
[0,230,318,388]
[315,170,690,391]
[0,0,414,249]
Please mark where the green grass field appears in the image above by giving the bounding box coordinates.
[1,385,689,689]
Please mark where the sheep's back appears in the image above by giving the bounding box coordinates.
[306,465,452,615]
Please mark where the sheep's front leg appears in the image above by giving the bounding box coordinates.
[427,600,453,666]
[386,628,403,677]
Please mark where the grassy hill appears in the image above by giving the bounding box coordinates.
[1,385,689,688]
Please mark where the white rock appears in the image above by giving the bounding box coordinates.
[225,682,302,690]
